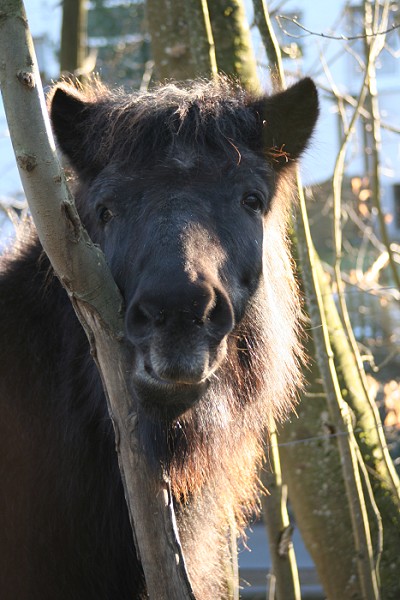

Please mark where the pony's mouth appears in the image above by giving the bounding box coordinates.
[143,361,207,386]
[128,336,228,417]
[130,354,208,417]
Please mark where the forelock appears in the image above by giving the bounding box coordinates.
[81,77,262,168]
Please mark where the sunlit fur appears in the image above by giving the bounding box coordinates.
[0,77,318,600]
[165,180,303,598]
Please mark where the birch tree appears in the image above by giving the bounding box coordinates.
[0,1,195,598]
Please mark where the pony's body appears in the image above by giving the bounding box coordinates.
[0,78,318,599]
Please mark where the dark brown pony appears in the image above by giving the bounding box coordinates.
[0,77,318,599]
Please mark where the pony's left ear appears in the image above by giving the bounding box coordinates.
[48,82,104,178]
[250,78,319,170]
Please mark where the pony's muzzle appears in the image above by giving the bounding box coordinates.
[125,277,234,392]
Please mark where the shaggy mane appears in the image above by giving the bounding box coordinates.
[2,75,318,600]
[54,77,265,169]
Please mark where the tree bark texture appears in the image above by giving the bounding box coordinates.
[252,0,284,89]
[146,0,198,81]
[60,0,88,76]
[0,1,195,598]
[295,193,380,600]
[319,263,400,600]
[279,334,361,599]
[261,430,301,600]
[146,0,257,85]
[184,0,218,78]
[207,0,259,91]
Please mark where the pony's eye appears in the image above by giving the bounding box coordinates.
[99,207,114,224]
[241,193,264,214]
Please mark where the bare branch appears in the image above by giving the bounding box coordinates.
[258,5,392,599]
[316,83,400,135]
[261,429,301,600]
[276,14,400,41]
[363,0,400,292]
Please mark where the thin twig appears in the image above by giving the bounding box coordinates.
[331,0,400,514]
[276,14,400,41]
[255,2,382,597]
[364,0,400,292]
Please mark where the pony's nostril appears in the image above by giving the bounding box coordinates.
[135,304,150,325]
[126,299,168,340]
[127,302,152,337]
[154,309,165,326]
[192,316,205,327]
[126,281,234,342]
[207,289,234,337]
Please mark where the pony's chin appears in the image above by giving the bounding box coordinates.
[131,367,207,419]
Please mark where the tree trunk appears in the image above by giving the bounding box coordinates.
[146,0,197,81]
[296,194,380,600]
[330,2,400,596]
[279,334,361,599]
[320,261,400,600]
[60,0,88,76]
[0,1,195,598]
[184,0,217,78]
[208,0,259,91]
[252,0,283,89]
[146,0,257,86]
[261,430,301,600]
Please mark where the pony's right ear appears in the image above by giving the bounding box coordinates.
[249,78,319,171]
[48,83,101,177]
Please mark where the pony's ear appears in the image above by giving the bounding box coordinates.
[48,83,101,177]
[250,78,319,170]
